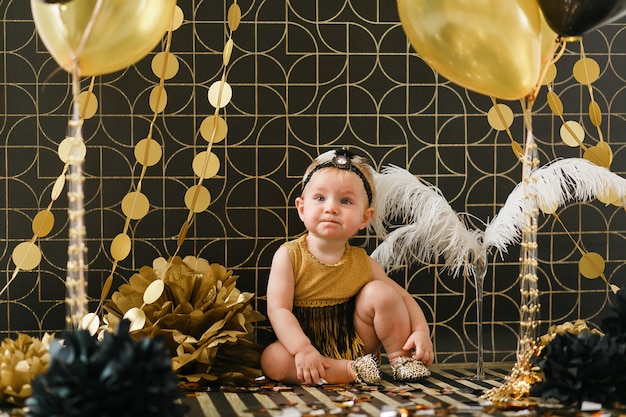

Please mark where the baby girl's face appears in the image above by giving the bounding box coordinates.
[297,168,373,240]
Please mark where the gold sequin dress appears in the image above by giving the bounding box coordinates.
[284,234,373,360]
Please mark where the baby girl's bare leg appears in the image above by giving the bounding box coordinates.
[260,341,355,384]
[353,280,412,363]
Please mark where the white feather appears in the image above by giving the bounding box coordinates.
[483,157,626,254]
[369,165,482,275]
[370,158,626,277]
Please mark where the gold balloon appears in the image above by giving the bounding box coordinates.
[539,9,559,65]
[30,0,176,76]
[397,0,542,100]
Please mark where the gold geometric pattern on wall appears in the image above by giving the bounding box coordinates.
[1,0,626,364]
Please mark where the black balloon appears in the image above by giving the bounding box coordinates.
[538,0,626,37]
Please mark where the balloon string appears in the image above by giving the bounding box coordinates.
[73,0,105,72]
[1,76,96,300]
[483,98,541,402]
[66,64,89,330]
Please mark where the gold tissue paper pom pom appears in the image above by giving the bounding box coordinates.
[537,319,603,352]
[0,333,52,406]
[103,256,265,388]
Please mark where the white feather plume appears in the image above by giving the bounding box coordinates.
[370,158,626,277]
[369,165,483,276]
[483,157,626,253]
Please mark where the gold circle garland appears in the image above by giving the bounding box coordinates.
[90,2,242,338]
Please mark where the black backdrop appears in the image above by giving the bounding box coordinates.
[1,0,626,364]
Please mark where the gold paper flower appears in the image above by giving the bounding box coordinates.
[0,333,51,406]
[104,256,265,386]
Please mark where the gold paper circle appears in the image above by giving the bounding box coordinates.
[149,85,168,113]
[223,38,234,66]
[579,252,605,279]
[200,115,228,143]
[143,279,165,304]
[584,142,613,168]
[134,138,162,167]
[192,151,220,179]
[172,5,184,31]
[12,241,41,270]
[588,101,602,127]
[58,137,87,163]
[546,91,563,116]
[597,186,620,206]
[77,91,98,119]
[178,220,190,247]
[560,120,585,147]
[487,103,513,131]
[51,174,66,201]
[101,275,113,300]
[32,209,55,237]
[573,57,600,85]
[598,141,613,163]
[511,141,524,160]
[80,313,100,336]
[207,81,232,109]
[151,51,179,80]
[110,233,132,261]
[123,307,146,332]
[185,185,212,213]
[228,3,241,31]
[121,191,150,220]
[172,6,185,31]
[543,64,557,85]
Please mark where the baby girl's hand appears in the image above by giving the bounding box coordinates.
[294,346,329,384]
[403,330,434,366]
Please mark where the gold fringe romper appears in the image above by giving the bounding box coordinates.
[284,234,373,360]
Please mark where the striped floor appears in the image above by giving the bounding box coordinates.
[182,363,514,417]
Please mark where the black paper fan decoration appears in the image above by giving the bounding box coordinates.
[601,284,626,339]
[531,330,626,406]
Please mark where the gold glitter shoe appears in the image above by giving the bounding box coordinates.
[391,356,431,382]
[350,353,381,384]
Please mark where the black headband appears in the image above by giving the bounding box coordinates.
[301,149,373,206]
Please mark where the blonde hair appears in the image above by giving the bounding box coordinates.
[301,149,376,206]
